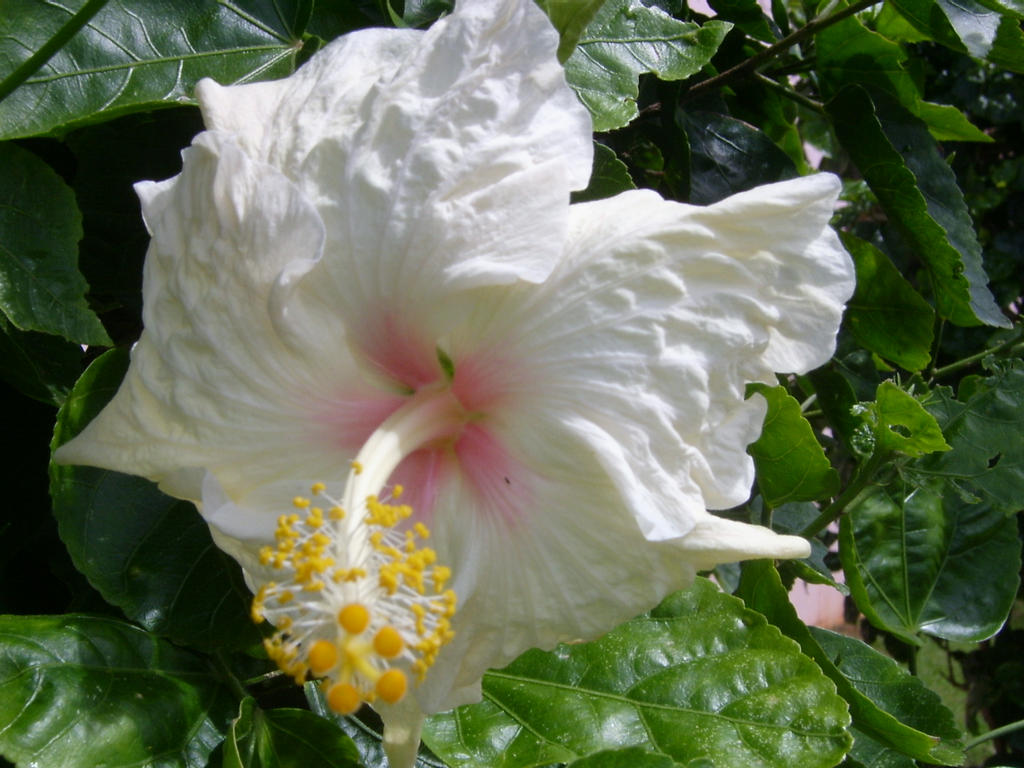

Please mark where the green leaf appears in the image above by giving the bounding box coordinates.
[747,384,840,508]
[566,747,685,768]
[536,0,609,61]
[737,560,962,765]
[708,0,776,41]
[809,628,963,765]
[826,86,1008,328]
[889,0,1024,71]
[222,698,362,768]
[839,481,1020,643]
[0,614,232,768]
[856,381,950,458]
[0,316,82,406]
[679,111,797,205]
[917,361,1024,516]
[842,233,935,371]
[564,0,731,131]
[50,349,259,650]
[572,142,636,203]
[423,578,852,768]
[0,143,109,345]
[0,0,307,140]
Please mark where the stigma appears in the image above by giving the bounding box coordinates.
[251,481,457,714]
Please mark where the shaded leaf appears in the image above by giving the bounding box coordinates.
[708,0,777,41]
[738,560,962,765]
[839,481,1020,643]
[0,143,109,344]
[747,384,839,508]
[50,349,259,650]
[0,316,82,406]
[827,86,1008,328]
[565,0,731,131]
[889,0,1024,71]
[0,614,232,768]
[572,142,636,203]
[842,233,934,371]
[423,578,852,768]
[855,381,950,458]
[679,111,797,204]
[222,698,362,768]
[0,0,306,140]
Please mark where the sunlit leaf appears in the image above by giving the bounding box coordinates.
[0,614,232,768]
[0,143,109,345]
[50,349,259,650]
[565,0,731,130]
[856,381,950,458]
[423,578,852,768]
[572,142,636,203]
[537,0,609,61]
[567,747,685,767]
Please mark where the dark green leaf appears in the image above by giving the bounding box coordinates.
[842,233,935,371]
[0,614,232,768]
[536,0,608,61]
[889,0,1024,71]
[565,0,731,131]
[770,502,846,589]
[846,727,915,768]
[679,111,797,204]
[856,381,950,458]
[423,578,852,768]
[708,0,776,41]
[567,747,685,768]
[839,481,1020,643]
[807,366,861,455]
[222,698,362,768]
[50,349,259,650]
[0,0,306,140]
[917,361,1024,516]
[572,142,636,203]
[0,316,81,406]
[747,384,839,508]
[0,143,109,344]
[738,560,962,765]
[827,86,1008,328]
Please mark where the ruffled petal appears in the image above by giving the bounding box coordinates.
[55,131,380,500]
[443,175,853,540]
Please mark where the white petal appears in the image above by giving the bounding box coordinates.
[55,132,370,500]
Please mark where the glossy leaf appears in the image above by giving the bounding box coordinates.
[423,578,852,768]
[839,481,1020,643]
[0,316,82,406]
[747,384,839,508]
[572,142,636,203]
[827,86,1008,328]
[0,0,307,140]
[856,381,950,458]
[565,0,731,130]
[0,143,109,345]
[738,560,962,765]
[0,614,232,768]
[567,748,685,768]
[50,349,259,650]
[890,0,1024,71]
[708,0,777,42]
[842,233,934,371]
[222,698,362,768]
[917,361,1024,516]
[679,111,797,205]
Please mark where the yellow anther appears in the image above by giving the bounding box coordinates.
[376,669,407,704]
[413,522,430,539]
[339,603,371,634]
[351,461,363,475]
[433,566,452,592]
[311,482,326,494]
[326,682,362,715]
[278,590,294,604]
[392,484,404,498]
[329,506,345,520]
[307,640,338,676]
[293,496,311,509]
[373,626,404,658]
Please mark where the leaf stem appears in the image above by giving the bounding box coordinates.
[213,650,251,702]
[683,0,880,101]
[929,327,1024,380]
[800,451,886,537]
[753,71,826,113]
[0,0,110,105]
[965,717,1024,750]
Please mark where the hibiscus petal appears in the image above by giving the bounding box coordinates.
[54,132,376,501]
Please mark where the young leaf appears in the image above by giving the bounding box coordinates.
[747,384,840,508]
[839,481,1020,643]
[857,381,950,458]
[0,0,307,140]
[678,111,798,205]
[423,578,852,768]
[572,142,636,203]
[0,143,109,345]
[50,349,259,650]
[222,698,362,768]
[827,86,1008,328]
[564,0,731,131]
[0,614,233,768]
[842,233,935,372]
